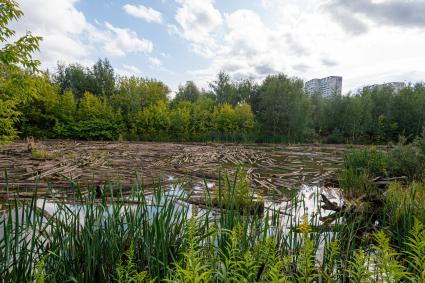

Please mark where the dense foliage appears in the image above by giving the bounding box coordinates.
[3,61,425,143]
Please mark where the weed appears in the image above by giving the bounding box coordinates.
[31,149,58,159]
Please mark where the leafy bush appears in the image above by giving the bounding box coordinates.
[211,168,254,208]
[74,119,124,140]
[389,143,425,180]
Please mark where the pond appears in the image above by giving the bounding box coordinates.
[0,182,342,240]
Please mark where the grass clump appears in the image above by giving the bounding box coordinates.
[384,182,425,246]
[31,149,59,159]
[339,147,389,197]
[342,147,391,177]
[339,167,373,198]
[211,168,264,215]
[0,140,13,145]
[222,168,253,206]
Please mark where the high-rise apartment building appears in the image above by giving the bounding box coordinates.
[364,82,406,93]
[305,76,342,96]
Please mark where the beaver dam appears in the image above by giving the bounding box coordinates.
[0,141,355,201]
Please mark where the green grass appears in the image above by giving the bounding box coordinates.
[0,140,13,145]
[339,141,425,197]
[342,147,391,177]
[1,175,424,282]
[213,168,259,208]
[31,149,59,159]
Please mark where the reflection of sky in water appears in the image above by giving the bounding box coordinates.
[1,183,341,228]
[1,183,341,264]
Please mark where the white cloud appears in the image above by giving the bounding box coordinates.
[11,0,91,67]
[149,57,162,67]
[103,22,153,56]
[181,8,296,85]
[15,0,87,35]
[12,0,154,71]
[174,0,222,57]
[123,4,163,24]
[176,0,425,92]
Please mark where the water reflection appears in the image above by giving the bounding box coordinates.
[1,183,342,243]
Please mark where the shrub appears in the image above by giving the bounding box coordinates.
[389,143,425,180]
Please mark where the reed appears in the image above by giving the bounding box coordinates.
[1,174,424,282]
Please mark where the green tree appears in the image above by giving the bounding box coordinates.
[19,74,60,138]
[212,103,238,134]
[190,97,215,140]
[0,65,38,139]
[236,79,256,104]
[170,101,191,141]
[234,102,255,134]
[209,71,239,106]
[257,74,312,141]
[52,91,77,138]
[53,63,92,99]
[0,0,42,71]
[0,0,42,140]
[91,58,115,97]
[134,100,170,140]
[116,76,169,109]
[75,92,123,140]
[174,81,200,104]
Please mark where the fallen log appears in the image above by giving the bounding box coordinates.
[372,176,408,188]
[320,193,344,212]
[186,197,265,216]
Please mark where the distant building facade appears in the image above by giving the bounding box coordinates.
[364,82,406,93]
[305,76,342,96]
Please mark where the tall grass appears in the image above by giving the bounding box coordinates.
[340,134,425,191]
[1,175,424,282]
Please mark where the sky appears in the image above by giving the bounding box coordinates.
[11,0,425,93]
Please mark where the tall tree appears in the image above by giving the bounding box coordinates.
[209,71,239,105]
[0,0,42,140]
[174,81,201,104]
[53,63,92,99]
[257,74,311,141]
[75,92,123,140]
[91,58,115,97]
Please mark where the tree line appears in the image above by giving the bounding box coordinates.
[2,58,425,144]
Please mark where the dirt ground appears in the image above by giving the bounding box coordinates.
[0,140,351,199]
